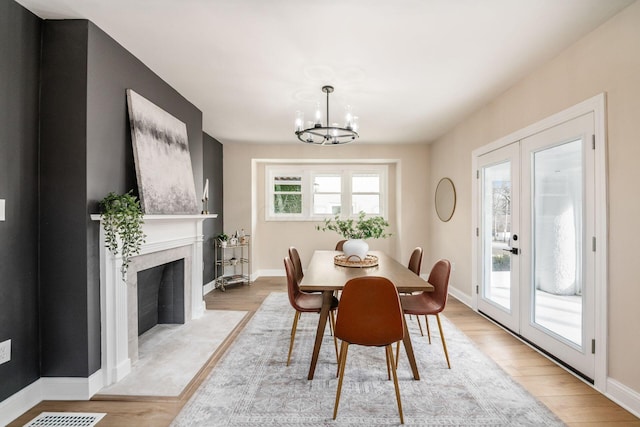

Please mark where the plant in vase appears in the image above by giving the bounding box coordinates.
[217,233,229,248]
[99,191,146,281]
[316,211,391,260]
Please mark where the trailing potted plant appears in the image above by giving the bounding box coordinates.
[316,211,391,260]
[99,191,146,281]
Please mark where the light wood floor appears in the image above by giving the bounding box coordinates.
[9,277,640,426]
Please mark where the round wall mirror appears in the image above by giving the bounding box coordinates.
[435,177,456,222]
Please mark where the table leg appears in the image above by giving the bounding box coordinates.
[402,314,421,380]
[307,290,333,380]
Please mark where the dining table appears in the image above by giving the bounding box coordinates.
[299,250,434,381]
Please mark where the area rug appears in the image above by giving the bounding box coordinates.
[172,293,564,426]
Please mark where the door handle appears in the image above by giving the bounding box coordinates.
[503,247,519,255]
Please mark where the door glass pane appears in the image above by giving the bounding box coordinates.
[482,162,512,310]
[532,139,583,346]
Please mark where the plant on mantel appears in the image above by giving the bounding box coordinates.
[99,191,146,280]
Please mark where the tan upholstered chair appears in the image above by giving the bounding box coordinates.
[333,276,405,424]
[284,256,339,366]
[400,259,452,368]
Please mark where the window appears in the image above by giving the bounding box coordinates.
[266,164,387,221]
[273,175,302,215]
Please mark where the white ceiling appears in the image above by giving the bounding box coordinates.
[16,0,635,145]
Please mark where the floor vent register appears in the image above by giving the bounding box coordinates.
[24,412,106,427]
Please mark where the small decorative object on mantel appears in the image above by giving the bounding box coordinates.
[201,178,209,214]
[316,211,391,261]
[99,191,146,281]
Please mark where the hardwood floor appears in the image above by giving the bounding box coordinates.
[9,277,640,426]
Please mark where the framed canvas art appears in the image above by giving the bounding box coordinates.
[126,89,198,214]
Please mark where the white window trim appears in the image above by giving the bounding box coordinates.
[265,164,388,221]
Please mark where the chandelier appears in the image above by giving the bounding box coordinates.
[294,85,359,145]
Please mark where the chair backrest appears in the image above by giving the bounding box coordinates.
[288,246,304,283]
[284,257,303,311]
[335,276,404,346]
[408,247,423,276]
[335,240,347,251]
[427,259,452,313]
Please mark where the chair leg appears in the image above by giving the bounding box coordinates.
[330,311,339,363]
[333,342,350,420]
[435,314,451,369]
[425,315,432,344]
[286,311,301,366]
[385,347,391,380]
[386,344,404,424]
[394,340,400,370]
[416,315,424,336]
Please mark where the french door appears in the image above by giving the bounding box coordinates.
[476,112,596,380]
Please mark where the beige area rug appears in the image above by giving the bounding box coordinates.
[172,292,565,426]
[98,309,248,397]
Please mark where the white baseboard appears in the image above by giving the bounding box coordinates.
[203,279,216,295]
[447,286,472,307]
[0,379,41,426]
[0,370,104,425]
[606,377,640,418]
[256,269,284,277]
[40,369,103,401]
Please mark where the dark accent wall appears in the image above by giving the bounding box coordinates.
[0,0,42,401]
[203,133,224,284]
[1,0,223,403]
[39,20,204,377]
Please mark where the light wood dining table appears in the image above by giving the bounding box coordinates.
[299,250,434,380]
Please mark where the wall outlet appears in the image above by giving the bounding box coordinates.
[0,339,11,364]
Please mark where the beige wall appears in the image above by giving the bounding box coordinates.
[428,1,640,397]
[223,143,430,275]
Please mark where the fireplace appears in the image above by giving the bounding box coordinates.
[92,214,216,387]
[137,259,185,336]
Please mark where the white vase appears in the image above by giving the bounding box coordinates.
[342,239,369,261]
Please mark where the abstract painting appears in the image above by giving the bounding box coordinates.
[126,89,198,214]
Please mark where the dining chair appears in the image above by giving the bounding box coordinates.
[333,276,405,424]
[335,240,346,251]
[284,256,339,366]
[288,246,304,284]
[407,247,425,335]
[399,259,452,368]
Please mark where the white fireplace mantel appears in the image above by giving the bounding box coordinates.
[91,213,217,387]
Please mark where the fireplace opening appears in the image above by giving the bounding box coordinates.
[137,259,185,335]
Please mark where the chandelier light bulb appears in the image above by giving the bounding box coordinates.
[295,111,304,132]
[345,105,353,130]
[314,102,322,127]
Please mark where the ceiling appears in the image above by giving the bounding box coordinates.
[16,0,635,145]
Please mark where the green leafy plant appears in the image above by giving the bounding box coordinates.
[316,211,391,240]
[217,233,229,242]
[99,191,146,280]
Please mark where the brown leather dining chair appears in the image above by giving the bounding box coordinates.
[288,246,304,284]
[284,256,339,366]
[335,240,346,251]
[333,276,405,424]
[399,259,452,368]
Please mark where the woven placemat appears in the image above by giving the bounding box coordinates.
[334,254,379,268]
